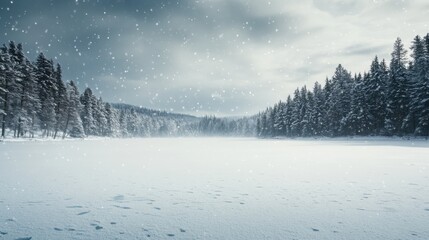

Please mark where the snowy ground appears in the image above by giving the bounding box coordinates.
[0,138,428,240]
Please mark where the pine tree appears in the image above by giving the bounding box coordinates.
[290,88,302,136]
[9,42,27,137]
[410,35,429,136]
[53,64,68,139]
[364,56,388,134]
[119,109,129,137]
[260,112,267,137]
[327,64,353,136]
[91,96,107,136]
[21,60,41,138]
[302,90,315,136]
[283,95,293,136]
[104,103,113,136]
[64,81,84,138]
[127,109,140,136]
[321,78,333,136]
[385,38,410,136]
[345,73,370,135]
[256,115,261,137]
[14,46,41,137]
[80,87,96,135]
[36,53,57,137]
[0,43,22,138]
[273,102,284,136]
[107,110,121,137]
[312,82,325,136]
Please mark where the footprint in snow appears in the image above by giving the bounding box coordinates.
[0,231,7,235]
[113,195,125,201]
[53,228,63,231]
[66,205,83,209]
[113,205,131,209]
[77,211,90,215]
[14,238,32,240]
[180,228,186,233]
[167,234,175,237]
[311,228,319,232]
[24,201,43,205]
[95,226,103,230]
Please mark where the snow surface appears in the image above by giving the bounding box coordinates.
[0,138,428,239]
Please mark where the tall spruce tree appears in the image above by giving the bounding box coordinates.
[80,87,96,135]
[365,56,388,134]
[36,53,57,136]
[327,64,353,136]
[64,81,84,138]
[53,64,68,138]
[312,82,325,136]
[385,38,410,135]
[409,35,429,136]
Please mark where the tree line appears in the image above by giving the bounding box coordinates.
[193,115,255,136]
[0,41,201,139]
[257,34,429,137]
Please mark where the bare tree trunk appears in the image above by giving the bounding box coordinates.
[54,126,58,139]
[1,80,8,138]
[17,118,21,137]
[31,114,35,138]
[62,111,70,139]
[426,120,429,139]
[53,115,60,139]
[1,113,5,138]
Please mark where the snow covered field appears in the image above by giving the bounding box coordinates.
[0,138,428,240]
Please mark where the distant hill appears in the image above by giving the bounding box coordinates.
[111,103,199,121]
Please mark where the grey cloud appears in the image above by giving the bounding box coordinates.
[1,0,428,116]
[342,43,387,56]
[312,0,364,15]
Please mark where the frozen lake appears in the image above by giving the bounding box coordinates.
[0,138,429,239]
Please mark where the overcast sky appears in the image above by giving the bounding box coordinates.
[1,0,428,116]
